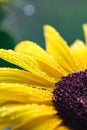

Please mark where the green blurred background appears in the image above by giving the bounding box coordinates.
[0,0,87,67]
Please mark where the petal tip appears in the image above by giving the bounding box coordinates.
[43,25,54,32]
[82,23,87,32]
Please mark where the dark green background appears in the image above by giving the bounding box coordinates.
[0,0,87,66]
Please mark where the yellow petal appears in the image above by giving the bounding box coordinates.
[44,25,78,73]
[0,68,42,86]
[70,39,87,70]
[0,104,57,129]
[15,41,67,80]
[0,68,54,88]
[83,24,87,43]
[0,49,56,87]
[56,125,69,130]
[0,82,52,104]
[13,116,62,130]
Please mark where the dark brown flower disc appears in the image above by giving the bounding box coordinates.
[53,70,87,130]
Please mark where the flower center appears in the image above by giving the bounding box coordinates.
[53,70,87,130]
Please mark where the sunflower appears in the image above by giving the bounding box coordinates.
[0,24,87,130]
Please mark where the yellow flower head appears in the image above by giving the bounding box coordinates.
[0,24,87,130]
